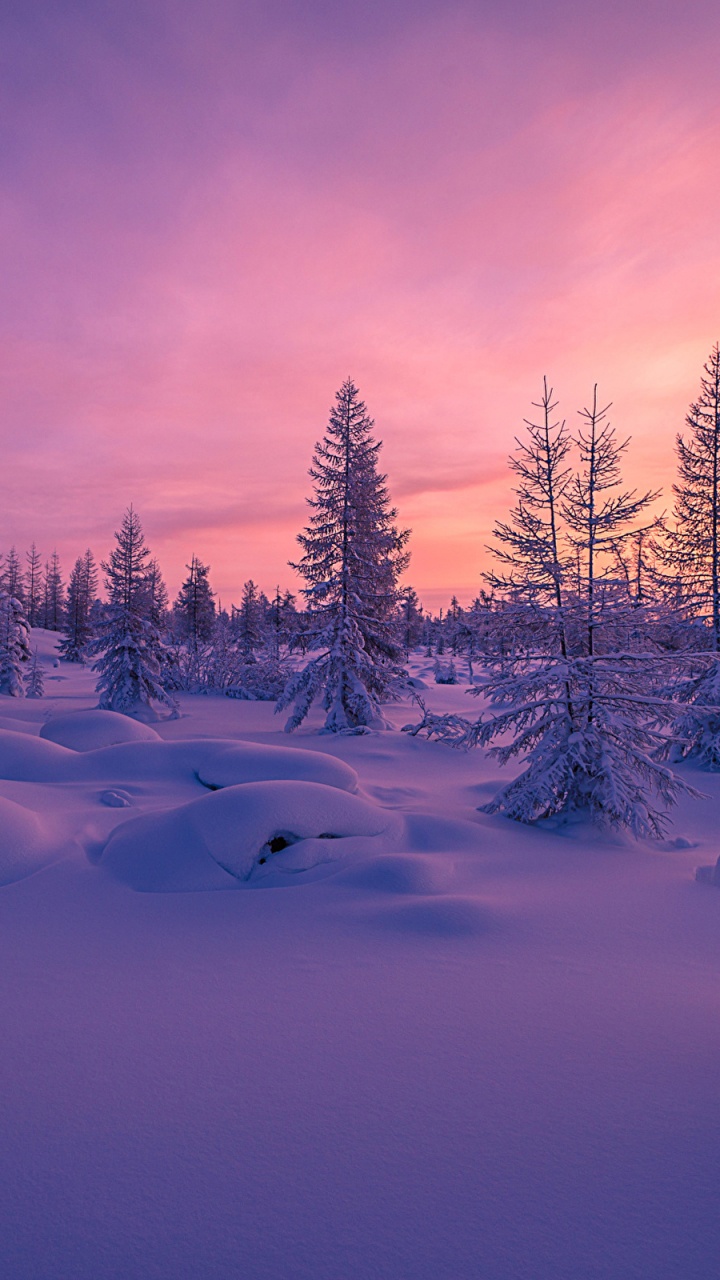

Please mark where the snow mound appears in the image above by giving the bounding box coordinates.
[0,729,78,781]
[191,741,358,792]
[0,729,359,802]
[100,780,402,892]
[40,709,161,751]
[73,738,359,793]
[0,797,61,886]
[336,853,453,895]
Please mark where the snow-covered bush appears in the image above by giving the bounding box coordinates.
[433,658,458,684]
[226,658,291,701]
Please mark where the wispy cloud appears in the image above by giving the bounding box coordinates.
[1,1,719,602]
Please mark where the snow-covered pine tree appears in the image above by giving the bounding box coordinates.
[234,580,265,661]
[146,558,169,630]
[59,550,98,662]
[203,609,237,692]
[398,586,423,660]
[26,649,44,698]
[407,382,691,837]
[277,378,410,732]
[3,547,25,606]
[0,591,31,696]
[88,508,176,720]
[42,552,65,630]
[267,586,285,661]
[173,556,215,650]
[661,343,720,765]
[25,544,43,626]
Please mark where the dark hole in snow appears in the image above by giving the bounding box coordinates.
[258,831,300,865]
[256,831,341,865]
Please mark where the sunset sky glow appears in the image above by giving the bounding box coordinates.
[3,0,720,608]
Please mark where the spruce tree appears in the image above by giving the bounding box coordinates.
[88,508,176,720]
[235,580,264,661]
[146,558,170,630]
[59,550,98,662]
[26,649,44,698]
[3,547,25,606]
[42,552,65,630]
[664,344,720,765]
[399,586,423,659]
[0,592,31,696]
[25,544,42,627]
[407,383,691,837]
[174,556,215,649]
[669,343,720,642]
[277,378,409,732]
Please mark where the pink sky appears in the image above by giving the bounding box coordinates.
[2,0,720,609]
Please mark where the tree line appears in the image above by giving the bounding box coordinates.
[2,348,720,834]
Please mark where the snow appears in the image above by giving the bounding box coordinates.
[40,707,162,750]
[100,780,402,891]
[1,635,719,1279]
[0,795,65,885]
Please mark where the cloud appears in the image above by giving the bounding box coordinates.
[1,2,719,602]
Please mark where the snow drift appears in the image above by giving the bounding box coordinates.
[99,780,403,891]
[39,709,162,751]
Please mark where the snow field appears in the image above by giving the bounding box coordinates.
[0,639,719,1279]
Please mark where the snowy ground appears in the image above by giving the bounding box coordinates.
[1,632,719,1280]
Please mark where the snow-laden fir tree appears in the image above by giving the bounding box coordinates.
[26,649,44,698]
[146,558,169,630]
[406,382,693,837]
[173,556,215,650]
[234,580,265,661]
[0,591,31,696]
[223,582,292,702]
[267,586,287,661]
[42,551,65,630]
[277,378,410,732]
[398,586,423,660]
[25,543,43,626]
[59,550,98,662]
[88,507,177,720]
[661,343,720,766]
[2,546,25,606]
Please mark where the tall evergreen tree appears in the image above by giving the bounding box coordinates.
[407,384,689,837]
[235,579,265,661]
[669,343,720,643]
[662,343,720,765]
[42,551,65,631]
[59,550,98,662]
[174,556,215,649]
[399,585,424,659]
[2,546,25,606]
[146,558,169,630]
[25,544,43,626]
[0,592,31,696]
[277,378,410,732]
[267,586,285,661]
[88,508,176,720]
